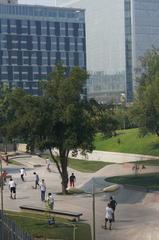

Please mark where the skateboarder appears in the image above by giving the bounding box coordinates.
[8,177,16,199]
[33,172,40,189]
[105,203,114,230]
[46,158,51,171]
[20,167,26,182]
[109,196,117,221]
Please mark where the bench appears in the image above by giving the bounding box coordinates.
[19,205,83,222]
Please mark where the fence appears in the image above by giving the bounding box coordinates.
[0,212,33,240]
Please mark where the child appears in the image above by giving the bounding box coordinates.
[47,193,55,210]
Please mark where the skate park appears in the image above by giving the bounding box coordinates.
[1,150,159,240]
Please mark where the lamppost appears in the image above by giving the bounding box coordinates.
[120,93,126,129]
[92,179,120,240]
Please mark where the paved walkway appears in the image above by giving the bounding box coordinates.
[1,153,159,240]
[70,150,159,163]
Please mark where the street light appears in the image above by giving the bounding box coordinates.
[92,180,120,240]
[120,93,126,129]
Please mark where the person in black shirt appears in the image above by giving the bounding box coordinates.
[109,196,117,222]
[69,173,76,187]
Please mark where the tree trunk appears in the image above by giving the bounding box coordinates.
[60,149,69,195]
[49,148,69,195]
[61,164,68,194]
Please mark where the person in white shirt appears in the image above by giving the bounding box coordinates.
[40,179,46,201]
[105,203,114,230]
[8,178,16,199]
[47,193,55,210]
[46,158,51,171]
[20,168,26,182]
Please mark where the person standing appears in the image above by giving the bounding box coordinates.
[33,172,40,189]
[8,178,16,199]
[69,173,76,187]
[109,196,117,221]
[40,179,46,201]
[20,167,26,182]
[105,203,114,230]
[47,193,55,210]
[2,170,7,184]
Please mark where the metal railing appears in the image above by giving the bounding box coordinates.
[0,212,33,240]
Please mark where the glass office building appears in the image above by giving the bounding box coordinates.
[0,0,17,3]
[61,0,159,103]
[0,2,86,95]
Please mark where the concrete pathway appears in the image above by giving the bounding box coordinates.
[70,150,159,163]
[1,153,159,240]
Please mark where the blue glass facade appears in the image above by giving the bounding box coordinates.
[124,0,133,102]
[0,4,86,95]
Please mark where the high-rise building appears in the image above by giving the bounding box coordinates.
[60,0,159,103]
[0,2,86,95]
[0,0,18,4]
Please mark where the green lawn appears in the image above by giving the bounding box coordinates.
[106,173,159,190]
[68,158,112,172]
[133,160,159,166]
[41,154,112,172]
[9,159,23,166]
[6,211,91,240]
[94,128,159,156]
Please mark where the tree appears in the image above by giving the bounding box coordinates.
[34,65,95,194]
[88,99,119,137]
[0,87,45,154]
[131,49,159,136]
[2,65,119,194]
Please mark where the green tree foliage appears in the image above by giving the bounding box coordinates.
[36,65,95,193]
[89,100,119,137]
[131,49,159,136]
[0,64,119,194]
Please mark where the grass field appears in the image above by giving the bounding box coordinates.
[41,154,112,172]
[68,158,112,172]
[106,173,159,190]
[9,159,23,165]
[6,211,91,240]
[134,160,159,166]
[94,128,159,156]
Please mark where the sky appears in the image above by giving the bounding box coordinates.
[18,0,74,7]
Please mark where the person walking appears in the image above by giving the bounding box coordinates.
[47,193,55,210]
[33,172,40,189]
[8,177,16,199]
[109,196,117,221]
[40,179,46,201]
[46,158,51,171]
[105,203,114,230]
[20,167,26,182]
[69,173,76,187]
